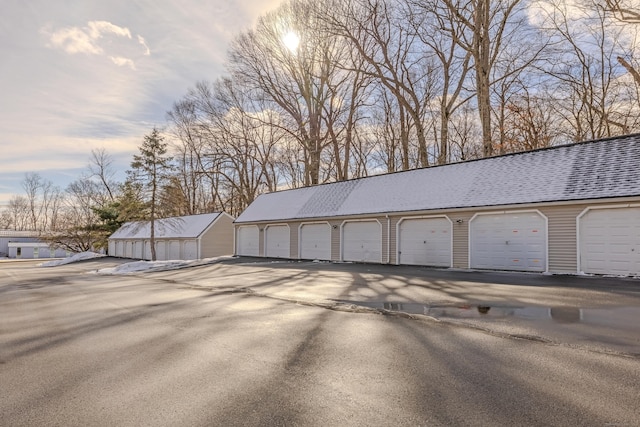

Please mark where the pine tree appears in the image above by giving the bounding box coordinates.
[129,128,173,261]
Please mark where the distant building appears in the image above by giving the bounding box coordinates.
[1,230,70,259]
[8,242,70,259]
[108,212,235,261]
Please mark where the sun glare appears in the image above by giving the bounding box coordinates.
[282,31,300,53]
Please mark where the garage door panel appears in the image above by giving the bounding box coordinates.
[144,242,151,260]
[156,241,166,260]
[470,212,547,272]
[133,241,143,259]
[300,223,331,260]
[237,226,259,257]
[168,241,180,260]
[184,241,197,260]
[124,241,133,258]
[265,225,290,258]
[343,221,381,263]
[398,218,451,267]
[580,207,640,276]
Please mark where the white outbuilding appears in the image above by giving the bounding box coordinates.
[108,212,234,261]
[1,230,70,259]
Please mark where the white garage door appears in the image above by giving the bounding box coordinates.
[237,226,259,256]
[265,225,290,258]
[398,217,451,267]
[300,223,331,261]
[184,240,198,260]
[342,221,382,263]
[144,241,151,260]
[115,241,124,257]
[169,241,181,260]
[124,241,133,258]
[108,241,115,257]
[300,223,331,260]
[133,241,143,259]
[156,241,167,260]
[579,207,640,276]
[470,212,546,272]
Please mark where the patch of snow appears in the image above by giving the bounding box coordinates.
[95,256,231,275]
[39,252,105,267]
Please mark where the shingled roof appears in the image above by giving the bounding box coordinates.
[110,213,223,239]
[235,133,640,223]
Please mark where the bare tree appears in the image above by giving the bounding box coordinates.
[439,0,529,157]
[6,195,30,231]
[228,0,368,185]
[602,0,640,22]
[501,83,564,152]
[167,78,288,216]
[405,0,472,165]
[88,148,118,203]
[321,0,437,169]
[0,210,11,230]
[599,0,640,91]
[22,172,43,231]
[536,0,640,140]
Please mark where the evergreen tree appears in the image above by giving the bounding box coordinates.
[128,128,173,261]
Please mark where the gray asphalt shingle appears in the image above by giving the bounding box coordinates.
[235,134,640,223]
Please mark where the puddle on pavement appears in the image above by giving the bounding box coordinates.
[344,301,640,329]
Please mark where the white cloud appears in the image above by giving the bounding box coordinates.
[110,55,136,69]
[138,35,151,56]
[48,26,103,55]
[1,0,286,208]
[44,20,146,69]
[87,20,132,39]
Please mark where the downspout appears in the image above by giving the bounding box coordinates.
[386,215,390,264]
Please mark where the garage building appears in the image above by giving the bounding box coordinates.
[234,134,640,276]
[1,230,70,259]
[109,212,234,261]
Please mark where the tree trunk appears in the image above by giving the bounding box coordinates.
[475,0,493,157]
[150,167,157,262]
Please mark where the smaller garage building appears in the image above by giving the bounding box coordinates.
[109,212,234,261]
[6,242,70,259]
[234,134,640,276]
[1,230,70,259]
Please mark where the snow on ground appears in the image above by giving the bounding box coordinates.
[39,252,105,267]
[37,251,231,273]
[95,256,232,275]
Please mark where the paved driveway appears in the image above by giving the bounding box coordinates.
[153,257,640,356]
[1,258,639,426]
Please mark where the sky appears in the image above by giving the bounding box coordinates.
[0,0,282,207]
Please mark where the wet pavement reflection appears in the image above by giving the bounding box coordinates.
[340,301,640,332]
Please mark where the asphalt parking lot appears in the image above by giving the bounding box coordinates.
[157,256,640,356]
[1,257,639,426]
